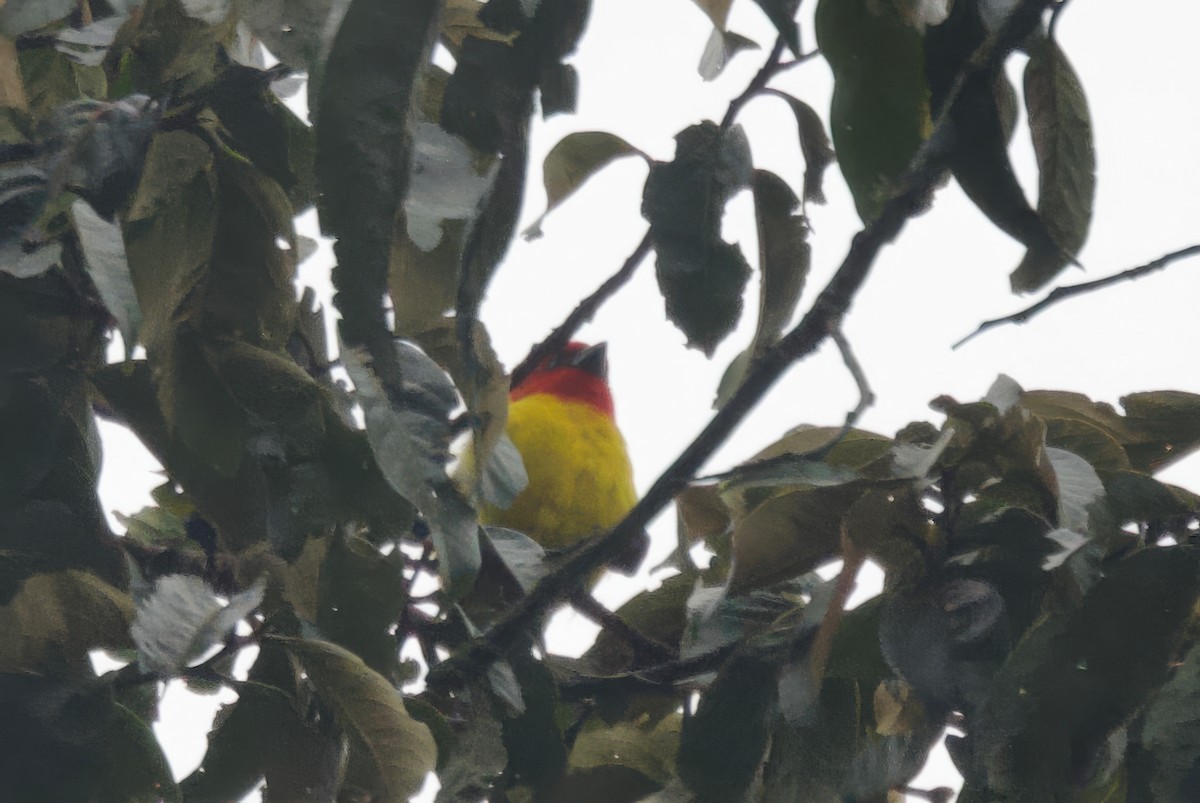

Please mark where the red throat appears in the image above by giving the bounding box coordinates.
[511,344,615,417]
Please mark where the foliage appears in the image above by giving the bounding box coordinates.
[0,1,1197,802]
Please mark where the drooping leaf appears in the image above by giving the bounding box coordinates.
[1011,35,1096,293]
[642,122,753,355]
[315,0,440,357]
[749,170,809,347]
[131,574,263,676]
[1045,446,1105,534]
[343,343,481,596]
[275,636,437,801]
[769,92,836,205]
[816,0,930,222]
[688,0,734,30]
[523,131,646,239]
[698,28,760,82]
[925,0,1063,276]
[70,198,140,358]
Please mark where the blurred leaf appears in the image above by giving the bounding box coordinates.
[642,122,753,355]
[1045,446,1105,533]
[240,0,340,75]
[0,569,133,676]
[688,0,734,29]
[729,486,862,594]
[678,645,780,800]
[925,0,1062,279]
[970,546,1200,796]
[435,702,507,802]
[500,650,568,793]
[0,676,180,801]
[770,92,836,205]
[343,343,481,596]
[816,0,929,222]
[1119,391,1200,473]
[567,713,682,790]
[405,120,499,252]
[131,575,262,676]
[70,198,140,358]
[698,28,759,82]
[277,636,437,800]
[442,0,519,52]
[1135,639,1200,800]
[524,131,645,239]
[585,574,693,675]
[17,45,107,125]
[0,0,75,37]
[483,527,548,594]
[1011,36,1095,293]
[751,170,809,343]
[750,0,801,54]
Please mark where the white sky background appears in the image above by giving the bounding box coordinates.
[93,0,1200,799]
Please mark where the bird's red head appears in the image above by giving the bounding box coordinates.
[511,341,615,417]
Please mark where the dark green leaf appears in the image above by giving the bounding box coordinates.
[642,122,753,355]
[1120,391,1200,473]
[816,0,929,222]
[678,647,779,800]
[749,169,809,353]
[1011,36,1096,293]
[750,0,800,55]
[1134,640,1200,800]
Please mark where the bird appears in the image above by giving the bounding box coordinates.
[481,341,644,569]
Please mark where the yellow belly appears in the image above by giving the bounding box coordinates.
[482,393,636,549]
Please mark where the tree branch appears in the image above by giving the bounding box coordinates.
[569,591,675,664]
[509,232,653,387]
[953,244,1200,349]
[426,0,1057,691]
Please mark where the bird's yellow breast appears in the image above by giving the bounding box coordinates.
[482,393,636,549]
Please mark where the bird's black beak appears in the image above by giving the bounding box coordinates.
[570,342,608,379]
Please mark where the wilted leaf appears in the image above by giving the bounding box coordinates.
[276,637,437,800]
[1011,36,1095,293]
[131,575,263,676]
[524,131,646,239]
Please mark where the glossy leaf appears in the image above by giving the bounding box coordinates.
[1011,36,1096,293]
[524,131,646,239]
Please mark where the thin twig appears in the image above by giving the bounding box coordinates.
[558,642,740,701]
[569,591,675,665]
[953,244,1200,349]
[509,232,653,388]
[830,326,875,430]
[721,37,788,130]
[426,0,1056,690]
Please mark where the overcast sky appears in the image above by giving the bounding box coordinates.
[95,1,1200,797]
